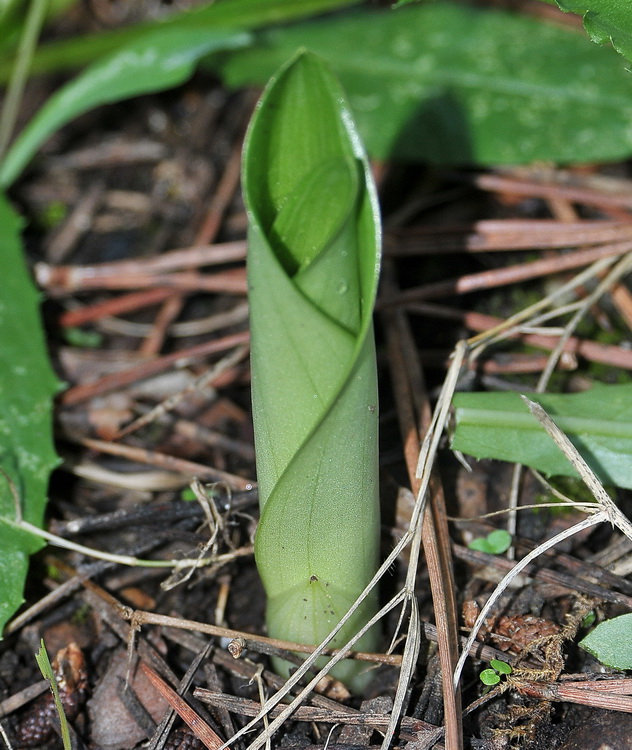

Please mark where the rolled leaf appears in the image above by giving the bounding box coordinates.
[243,51,381,688]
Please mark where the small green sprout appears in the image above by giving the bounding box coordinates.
[581,611,596,629]
[468,529,512,555]
[479,659,512,686]
[35,640,72,750]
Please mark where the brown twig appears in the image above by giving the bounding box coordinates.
[141,664,228,750]
[379,241,632,308]
[35,240,247,292]
[131,610,402,667]
[386,219,632,256]
[141,142,245,356]
[60,330,249,405]
[514,677,632,713]
[471,170,632,212]
[39,267,248,296]
[193,689,429,734]
[45,180,106,263]
[59,288,177,327]
[71,436,254,491]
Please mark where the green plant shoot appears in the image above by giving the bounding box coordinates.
[242,50,381,688]
[35,640,72,750]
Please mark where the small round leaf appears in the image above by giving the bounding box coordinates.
[490,659,512,675]
[479,669,501,686]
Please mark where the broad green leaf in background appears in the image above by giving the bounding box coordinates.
[451,384,632,490]
[580,613,632,669]
[0,0,362,81]
[0,27,251,188]
[554,0,632,65]
[0,0,75,58]
[217,1,632,165]
[243,51,381,688]
[0,193,60,634]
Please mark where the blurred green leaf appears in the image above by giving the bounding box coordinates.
[0,0,76,60]
[554,0,632,65]
[244,51,381,688]
[63,327,103,348]
[468,529,512,555]
[0,193,60,633]
[580,613,632,668]
[0,0,361,80]
[217,1,632,165]
[0,27,250,187]
[452,385,632,490]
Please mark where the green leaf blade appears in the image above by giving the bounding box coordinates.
[0,27,251,187]
[35,640,72,750]
[580,613,632,669]
[0,194,60,633]
[244,51,381,688]
[555,0,632,64]
[218,2,632,165]
[451,384,632,490]
[4,0,362,82]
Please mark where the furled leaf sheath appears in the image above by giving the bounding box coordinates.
[243,51,381,687]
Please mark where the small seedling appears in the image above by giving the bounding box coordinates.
[479,658,512,687]
[468,529,512,555]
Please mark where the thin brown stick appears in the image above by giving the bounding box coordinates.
[71,436,253,491]
[195,144,244,247]
[59,288,177,327]
[46,181,105,263]
[40,268,248,296]
[36,240,247,290]
[141,663,228,750]
[193,689,429,733]
[386,219,632,256]
[60,330,249,405]
[131,610,401,666]
[113,344,249,439]
[515,679,632,713]
[380,241,632,307]
[141,139,245,356]
[473,171,632,212]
